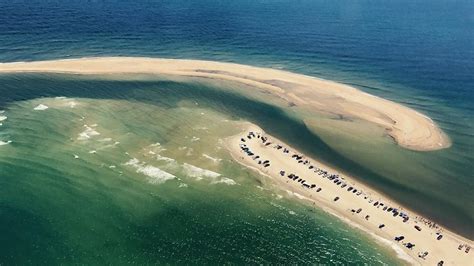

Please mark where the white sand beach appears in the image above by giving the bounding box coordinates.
[0,57,450,151]
[226,123,472,265]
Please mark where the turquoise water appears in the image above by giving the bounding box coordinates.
[0,0,473,264]
[0,75,402,264]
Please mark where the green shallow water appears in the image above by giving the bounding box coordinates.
[0,75,402,264]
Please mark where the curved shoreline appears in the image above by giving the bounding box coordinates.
[226,122,472,265]
[0,56,450,151]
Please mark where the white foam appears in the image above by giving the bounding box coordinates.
[182,163,221,180]
[178,183,188,188]
[124,158,176,184]
[211,177,237,185]
[202,154,222,163]
[190,136,200,142]
[289,211,296,215]
[68,101,77,108]
[139,166,176,184]
[330,211,415,264]
[98,137,112,142]
[54,96,78,108]
[124,158,140,166]
[417,112,433,122]
[293,192,308,200]
[89,150,97,154]
[147,143,167,154]
[155,154,176,163]
[0,140,12,146]
[97,141,120,150]
[77,125,100,140]
[33,104,49,111]
[0,115,7,122]
[286,190,311,201]
[371,232,415,263]
[73,154,79,159]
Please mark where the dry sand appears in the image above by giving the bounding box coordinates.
[227,123,472,265]
[0,56,450,151]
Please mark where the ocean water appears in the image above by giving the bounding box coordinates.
[0,0,472,264]
[0,76,402,264]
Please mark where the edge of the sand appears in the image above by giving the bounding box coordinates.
[0,56,451,151]
[225,122,472,265]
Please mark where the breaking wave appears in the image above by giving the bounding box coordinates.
[124,158,176,184]
[182,163,236,185]
[0,140,12,146]
[211,177,236,185]
[33,104,49,111]
[182,163,221,180]
[202,153,222,163]
[77,124,101,140]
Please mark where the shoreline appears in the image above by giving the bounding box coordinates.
[226,135,414,264]
[226,122,472,265]
[0,56,450,151]
[0,57,469,263]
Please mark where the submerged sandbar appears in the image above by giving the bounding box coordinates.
[0,57,450,151]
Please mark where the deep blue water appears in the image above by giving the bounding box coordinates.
[0,0,473,262]
[1,0,473,108]
[1,0,473,137]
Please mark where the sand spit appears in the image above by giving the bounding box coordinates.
[226,123,472,265]
[0,57,450,151]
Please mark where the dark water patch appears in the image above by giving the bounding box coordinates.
[0,205,73,264]
[129,193,393,265]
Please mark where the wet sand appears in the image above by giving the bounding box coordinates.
[226,122,472,265]
[0,57,450,151]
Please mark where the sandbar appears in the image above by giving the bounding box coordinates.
[226,123,472,265]
[0,57,450,151]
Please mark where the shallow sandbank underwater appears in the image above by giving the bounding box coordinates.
[0,72,471,240]
[0,93,403,264]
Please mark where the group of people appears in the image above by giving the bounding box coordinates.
[238,131,470,263]
[415,216,440,230]
[458,244,471,254]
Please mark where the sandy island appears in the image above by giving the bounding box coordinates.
[0,57,450,151]
[227,123,472,265]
